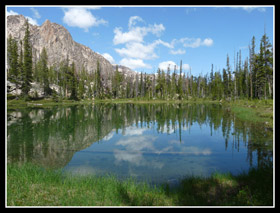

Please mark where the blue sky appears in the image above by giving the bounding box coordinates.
[6,6,274,76]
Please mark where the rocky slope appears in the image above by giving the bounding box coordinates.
[7,15,114,78]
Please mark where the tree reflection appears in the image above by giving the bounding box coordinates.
[7,103,273,169]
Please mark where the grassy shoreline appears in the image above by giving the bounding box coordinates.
[7,98,273,128]
[7,163,273,206]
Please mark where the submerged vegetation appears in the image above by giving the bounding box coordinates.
[7,163,273,206]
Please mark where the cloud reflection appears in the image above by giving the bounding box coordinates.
[114,135,164,169]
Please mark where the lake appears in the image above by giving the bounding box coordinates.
[7,103,273,186]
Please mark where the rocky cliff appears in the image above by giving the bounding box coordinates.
[7,15,114,78]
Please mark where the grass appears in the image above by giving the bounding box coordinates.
[7,97,221,109]
[6,163,273,206]
[225,99,273,128]
[7,97,273,129]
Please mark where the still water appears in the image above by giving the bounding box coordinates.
[7,103,273,185]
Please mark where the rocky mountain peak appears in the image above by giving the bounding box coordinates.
[7,14,115,77]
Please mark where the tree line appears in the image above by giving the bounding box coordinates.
[7,19,273,101]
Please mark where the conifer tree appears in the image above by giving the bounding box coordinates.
[22,19,33,98]
[8,37,19,84]
[177,60,183,99]
[95,60,102,99]
[39,47,51,96]
[69,62,78,100]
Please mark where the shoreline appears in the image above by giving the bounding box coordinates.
[7,98,273,128]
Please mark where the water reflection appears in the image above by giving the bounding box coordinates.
[7,103,273,182]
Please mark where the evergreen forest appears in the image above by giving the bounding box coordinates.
[7,20,274,102]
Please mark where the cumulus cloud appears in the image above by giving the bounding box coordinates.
[26,17,39,26]
[202,38,214,46]
[115,41,159,60]
[6,10,39,26]
[102,53,115,64]
[128,16,144,29]
[6,10,18,16]
[113,15,165,46]
[120,58,152,69]
[113,27,146,45]
[114,16,206,70]
[158,61,177,71]
[63,7,107,31]
[158,61,191,71]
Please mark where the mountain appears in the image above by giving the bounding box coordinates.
[7,15,115,78]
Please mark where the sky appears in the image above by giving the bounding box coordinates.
[6,5,274,76]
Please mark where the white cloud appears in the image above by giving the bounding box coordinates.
[128,16,144,29]
[26,17,39,26]
[202,38,214,46]
[113,17,165,45]
[175,37,213,48]
[123,126,148,136]
[114,135,164,168]
[102,53,115,64]
[182,64,191,71]
[119,58,152,69]
[30,8,41,19]
[103,131,114,141]
[158,61,177,71]
[158,61,191,71]
[115,42,158,60]
[113,27,145,45]
[115,39,174,61]
[153,39,174,48]
[170,49,186,55]
[7,9,39,26]
[113,16,170,70]
[149,23,165,37]
[181,146,212,155]
[238,6,266,13]
[63,7,107,32]
[6,10,18,16]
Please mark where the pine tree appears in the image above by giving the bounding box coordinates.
[255,40,266,99]
[250,36,257,99]
[222,68,228,98]
[177,60,183,100]
[94,60,102,99]
[171,65,177,99]
[21,19,33,98]
[8,37,19,84]
[18,40,24,83]
[39,47,52,96]
[226,55,232,99]
[140,72,144,98]
[261,33,273,99]
[7,34,13,79]
[69,62,78,100]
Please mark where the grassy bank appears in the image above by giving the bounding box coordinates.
[224,99,273,128]
[7,97,273,129]
[7,97,221,109]
[7,163,273,206]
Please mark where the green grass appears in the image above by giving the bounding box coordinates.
[7,97,220,109]
[7,163,273,206]
[226,99,273,128]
